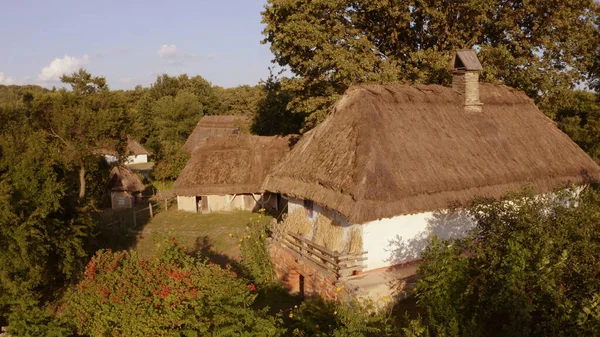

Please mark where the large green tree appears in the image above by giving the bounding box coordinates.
[555,90,600,163]
[0,111,96,329]
[262,0,600,127]
[31,69,129,200]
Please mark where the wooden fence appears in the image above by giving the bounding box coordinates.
[279,232,367,281]
[103,196,175,230]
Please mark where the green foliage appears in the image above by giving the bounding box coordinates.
[152,90,204,149]
[415,189,600,337]
[152,147,190,182]
[237,211,277,287]
[262,0,600,126]
[288,296,400,337]
[556,90,600,163]
[0,128,95,310]
[251,72,305,135]
[62,240,284,337]
[6,299,73,337]
[60,68,108,95]
[216,84,266,118]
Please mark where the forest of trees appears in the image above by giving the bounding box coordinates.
[1,0,600,336]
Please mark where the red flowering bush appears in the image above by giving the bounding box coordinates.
[62,240,283,336]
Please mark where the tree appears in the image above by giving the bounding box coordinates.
[32,70,129,200]
[217,85,265,117]
[60,68,108,95]
[0,128,96,325]
[251,72,305,135]
[555,90,600,163]
[414,189,600,337]
[262,0,600,127]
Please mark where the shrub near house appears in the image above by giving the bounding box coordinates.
[415,189,600,337]
[62,240,283,337]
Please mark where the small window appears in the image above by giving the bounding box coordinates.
[304,200,313,219]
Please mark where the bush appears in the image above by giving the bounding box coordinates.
[237,211,277,287]
[415,189,600,337]
[287,296,400,337]
[62,240,283,337]
[6,299,73,337]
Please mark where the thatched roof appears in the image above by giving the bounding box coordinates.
[173,134,295,196]
[182,115,251,153]
[263,84,600,224]
[126,137,150,156]
[108,166,145,192]
[96,136,150,157]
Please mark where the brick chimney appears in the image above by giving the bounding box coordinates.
[449,50,483,112]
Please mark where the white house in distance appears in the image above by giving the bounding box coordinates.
[262,50,600,300]
[102,137,151,165]
[173,134,294,213]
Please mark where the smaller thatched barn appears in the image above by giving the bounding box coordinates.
[108,167,145,210]
[173,134,294,213]
[182,115,251,153]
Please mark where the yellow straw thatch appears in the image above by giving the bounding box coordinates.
[278,208,313,236]
[314,214,345,253]
[264,83,600,224]
[182,115,251,153]
[347,227,363,254]
[173,134,295,196]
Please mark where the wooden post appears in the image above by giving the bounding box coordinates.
[149,202,153,218]
[133,208,137,227]
[299,237,307,265]
[165,198,168,211]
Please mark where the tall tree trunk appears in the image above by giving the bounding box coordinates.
[79,163,86,199]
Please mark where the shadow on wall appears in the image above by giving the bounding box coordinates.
[385,209,475,265]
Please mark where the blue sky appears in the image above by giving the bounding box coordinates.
[0,0,275,89]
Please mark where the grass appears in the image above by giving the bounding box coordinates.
[134,209,273,260]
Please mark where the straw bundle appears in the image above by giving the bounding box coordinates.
[314,214,344,253]
[279,209,313,236]
[347,227,363,254]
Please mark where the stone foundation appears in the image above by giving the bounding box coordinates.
[269,240,339,300]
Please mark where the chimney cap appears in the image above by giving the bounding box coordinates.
[449,49,483,72]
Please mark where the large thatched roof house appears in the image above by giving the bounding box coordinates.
[108,166,145,210]
[262,50,600,299]
[182,115,251,153]
[173,134,294,213]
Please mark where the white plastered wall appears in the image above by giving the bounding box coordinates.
[363,211,475,270]
[126,154,148,164]
[286,197,476,271]
[177,196,197,212]
[207,194,249,212]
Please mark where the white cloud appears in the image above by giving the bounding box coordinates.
[37,55,90,82]
[0,72,16,85]
[157,44,178,58]
[183,52,203,59]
